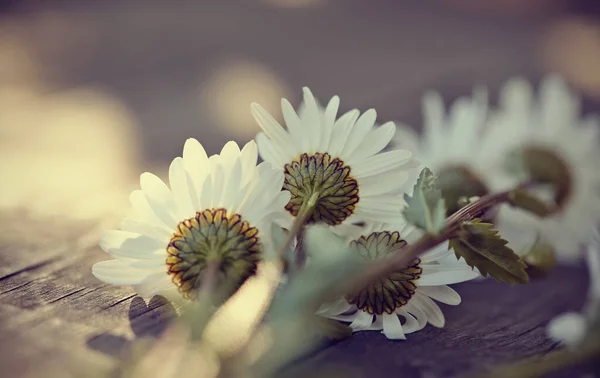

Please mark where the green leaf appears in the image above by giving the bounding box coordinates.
[508,188,555,217]
[449,219,529,284]
[403,167,447,233]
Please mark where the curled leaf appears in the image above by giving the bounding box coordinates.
[449,219,529,284]
[508,188,555,218]
[506,147,572,209]
[403,167,447,233]
[437,166,489,216]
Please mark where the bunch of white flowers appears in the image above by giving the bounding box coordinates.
[92,75,600,375]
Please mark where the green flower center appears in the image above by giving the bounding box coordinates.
[282,152,359,226]
[166,208,261,300]
[436,166,489,216]
[346,232,422,315]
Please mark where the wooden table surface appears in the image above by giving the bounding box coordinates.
[1,1,599,377]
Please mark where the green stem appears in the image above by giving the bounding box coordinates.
[277,192,318,259]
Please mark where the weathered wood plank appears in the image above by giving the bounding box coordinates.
[1,1,599,377]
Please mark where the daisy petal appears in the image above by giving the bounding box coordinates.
[182,138,209,207]
[250,102,292,155]
[140,172,173,204]
[92,260,159,285]
[349,310,374,331]
[418,264,479,286]
[130,190,176,230]
[300,87,322,148]
[169,157,195,220]
[420,243,453,263]
[382,312,406,340]
[255,132,287,169]
[352,121,396,160]
[320,95,340,151]
[396,308,422,334]
[240,140,258,186]
[413,292,445,328]
[404,301,428,330]
[100,230,164,254]
[351,150,412,178]
[120,218,171,241]
[341,109,377,158]
[329,109,360,156]
[417,286,461,306]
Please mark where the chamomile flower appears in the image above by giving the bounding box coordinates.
[391,87,494,217]
[485,76,600,260]
[251,87,419,229]
[392,76,600,259]
[92,139,291,304]
[318,221,480,340]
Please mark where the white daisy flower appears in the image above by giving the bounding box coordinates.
[92,139,291,304]
[318,221,480,340]
[392,76,600,260]
[251,87,419,229]
[391,87,495,218]
[485,75,600,260]
[548,228,600,347]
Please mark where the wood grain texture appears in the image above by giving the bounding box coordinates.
[1,1,599,377]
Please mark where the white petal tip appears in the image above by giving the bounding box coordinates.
[382,331,407,340]
[364,108,377,117]
[139,172,152,181]
[250,102,263,113]
[423,91,443,103]
[184,137,200,145]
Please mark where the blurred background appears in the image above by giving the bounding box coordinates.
[1,0,599,223]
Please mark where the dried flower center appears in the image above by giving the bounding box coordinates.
[437,166,489,216]
[346,232,422,315]
[166,208,261,300]
[283,152,359,226]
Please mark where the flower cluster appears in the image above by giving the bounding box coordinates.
[93,75,600,344]
[393,76,600,261]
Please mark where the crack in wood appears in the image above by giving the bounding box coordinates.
[0,280,35,295]
[0,257,62,282]
[515,324,543,339]
[101,294,137,311]
[47,288,88,304]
